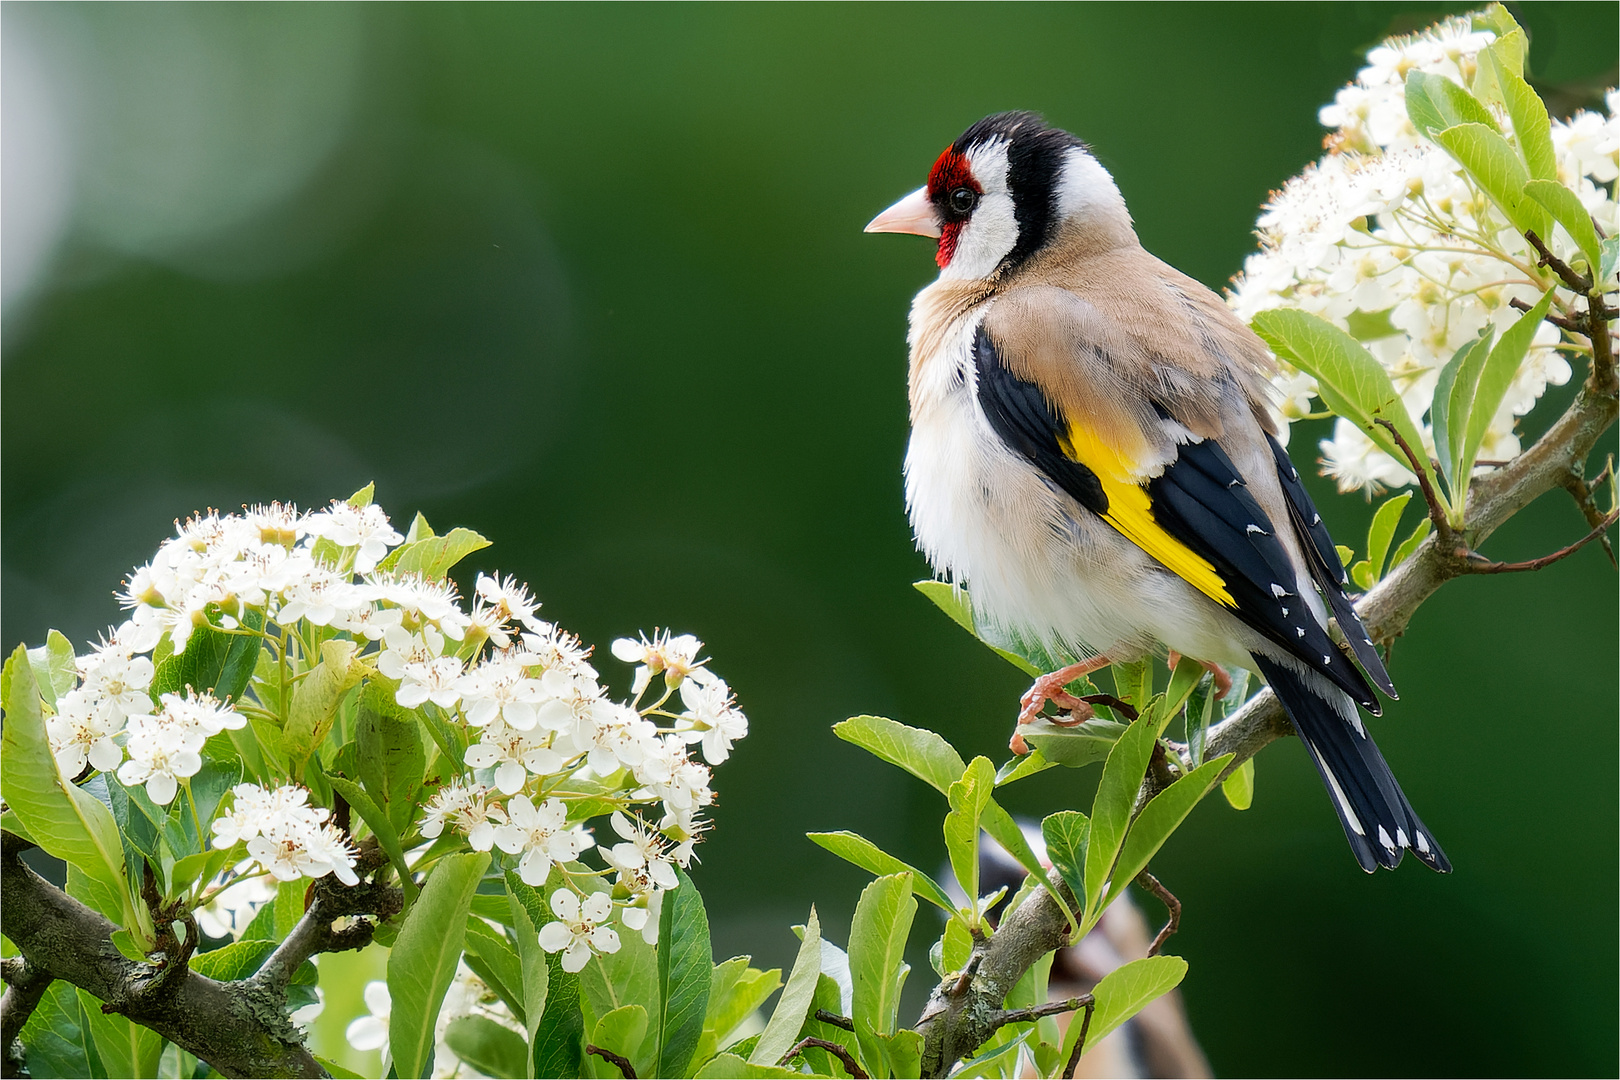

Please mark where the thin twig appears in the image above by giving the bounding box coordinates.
[1559,458,1617,565]
[992,994,1095,1028]
[1463,509,1618,573]
[815,1008,855,1032]
[1509,296,1579,331]
[1524,230,1593,293]
[779,1036,869,1078]
[949,953,982,998]
[1062,997,1097,1080]
[1374,418,1454,547]
[585,1043,637,1078]
[1133,870,1182,957]
[1079,694,1138,722]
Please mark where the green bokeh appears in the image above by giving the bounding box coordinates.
[3,4,1615,1076]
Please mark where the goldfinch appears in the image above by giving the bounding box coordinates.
[866,112,1448,874]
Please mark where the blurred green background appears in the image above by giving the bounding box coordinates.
[3,3,1616,1076]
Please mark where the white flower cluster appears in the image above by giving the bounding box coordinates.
[420,626,746,973]
[1229,16,1618,493]
[212,783,359,886]
[40,492,748,982]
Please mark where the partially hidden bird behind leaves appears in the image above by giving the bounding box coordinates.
[866,111,1448,873]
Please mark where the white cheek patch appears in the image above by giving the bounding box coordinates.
[941,139,1017,282]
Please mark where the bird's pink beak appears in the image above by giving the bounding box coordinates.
[864,187,942,238]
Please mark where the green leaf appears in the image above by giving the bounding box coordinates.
[873,1029,923,1079]
[1023,719,1129,769]
[315,1056,367,1079]
[1462,289,1556,484]
[326,774,413,903]
[463,917,527,1025]
[848,873,916,1075]
[1433,122,1551,239]
[943,757,996,915]
[1343,306,1398,342]
[376,527,492,580]
[1365,492,1412,581]
[752,908,822,1066]
[1483,43,1555,181]
[692,1054,807,1079]
[579,890,658,1074]
[347,481,376,507]
[403,510,435,543]
[27,630,78,709]
[281,640,365,767]
[444,1015,528,1080]
[1335,544,1355,567]
[912,579,973,634]
[1524,180,1605,276]
[994,748,1056,786]
[1083,712,1159,917]
[78,993,161,1080]
[1041,810,1090,900]
[979,796,1067,922]
[657,866,712,1079]
[1222,758,1255,811]
[695,958,781,1069]
[1404,70,1499,139]
[1431,331,1492,492]
[1,646,132,928]
[589,1006,649,1077]
[806,832,955,913]
[511,873,590,1079]
[1252,309,1438,498]
[389,851,490,1079]
[1601,236,1619,286]
[356,680,428,835]
[19,983,101,1079]
[1388,516,1433,572]
[148,609,264,706]
[1058,955,1188,1065]
[508,882,552,1075]
[833,716,965,796]
[189,939,276,980]
[1162,656,1204,726]
[940,918,973,976]
[1105,754,1234,908]
[1113,658,1153,711]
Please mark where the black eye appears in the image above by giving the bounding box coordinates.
[949,187,978,214]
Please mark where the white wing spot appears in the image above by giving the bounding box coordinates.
[1311,513,1321,525]
[1395,828,1409,848]
[1281,606,1290,617]
[1270,583,1289,598]
[1377,825,1395,851]
[1322,654,1333,664]
[1247,524,1268,535]
[1297,628,1306,638]
[1416,832,1432,854]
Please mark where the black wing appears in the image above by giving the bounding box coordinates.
[972,325,1378,710]
[1265,433,1398,698]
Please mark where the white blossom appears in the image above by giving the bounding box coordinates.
[1228,17,1615,494]
[537,890,620,973]
[305,500,403,574]
[675,675,748,764]
[494,796,593,886]
[419,781,506,852]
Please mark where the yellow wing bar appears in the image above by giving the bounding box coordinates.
[1059,422,1237,609]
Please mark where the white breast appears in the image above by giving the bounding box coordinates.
[903,304,1160,662]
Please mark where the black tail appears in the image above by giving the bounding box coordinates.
[1251,652,1450,873]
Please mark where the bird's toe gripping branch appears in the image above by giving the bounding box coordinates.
[1011,656,1114,753]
